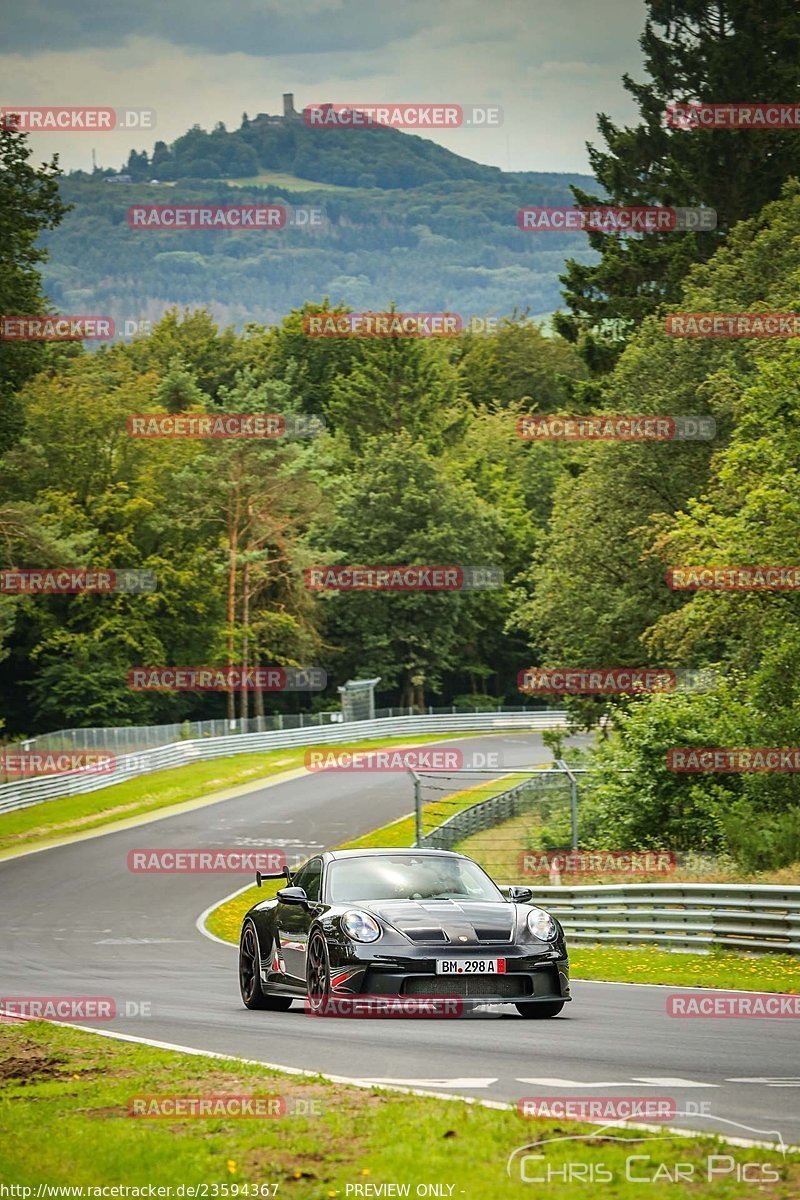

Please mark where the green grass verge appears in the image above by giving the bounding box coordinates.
[0,735,465,859]
[457,810,800,886]
[204,773,526,943]
[2,1021,797,1198]
[570,946,800,992]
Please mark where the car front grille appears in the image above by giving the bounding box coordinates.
[402,975,532,998]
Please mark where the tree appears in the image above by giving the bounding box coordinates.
[0,125,69,451]
[556,0,800,371]
[457,315,586,412]
[514,183,800,726]
[169,370,321,721]
[314,431,500,707]
[325,319,467,455]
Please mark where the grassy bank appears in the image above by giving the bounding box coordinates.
[0,735,465,859]
[1,1021,796,1198]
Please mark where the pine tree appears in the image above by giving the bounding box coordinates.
[556,0,800,372]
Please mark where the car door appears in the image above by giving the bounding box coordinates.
[276,857,323,984]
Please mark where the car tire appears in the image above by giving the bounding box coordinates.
[239,921,293,1011]
[305,926,332,1014]
[515,1000,565,1018]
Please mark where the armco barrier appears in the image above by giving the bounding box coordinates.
[417,779,800,955]
[0,711,568,815]
[533,883,800,955]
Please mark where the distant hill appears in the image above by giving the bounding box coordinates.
[114,95,586,193]
[42,105,598,331]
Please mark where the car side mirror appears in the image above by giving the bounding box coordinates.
[504,885,533,903]
[276,886,309,907]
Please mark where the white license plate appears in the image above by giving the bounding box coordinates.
[435,958,505,975]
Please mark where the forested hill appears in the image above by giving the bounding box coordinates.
[113,106,588,192]
[43,113,597,331]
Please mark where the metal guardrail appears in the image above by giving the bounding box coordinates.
[7,705,555,757]
[417,778,800,955]
[0,710,568,815]
[534,883,800,955]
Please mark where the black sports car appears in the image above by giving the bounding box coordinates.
[238,848,570,1017]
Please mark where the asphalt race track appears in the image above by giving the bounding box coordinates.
[1,733,797,1150]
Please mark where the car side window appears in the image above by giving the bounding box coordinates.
[294,857,322,902]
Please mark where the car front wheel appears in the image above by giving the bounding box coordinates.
[305,927,332,1014]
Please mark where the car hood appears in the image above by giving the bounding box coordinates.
[362,898,516,944]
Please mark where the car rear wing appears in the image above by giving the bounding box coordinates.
[255,865,293,888]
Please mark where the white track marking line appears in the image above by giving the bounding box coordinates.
[196,882,254,947]
[633,1076,718,1088]
[572,978,795,996]
[363,1078,498,1088]
[3,1012,794,1150]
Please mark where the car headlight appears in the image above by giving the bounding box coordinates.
[341,910,382,943]
[527,906,557,941]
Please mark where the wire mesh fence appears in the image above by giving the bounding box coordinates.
[3,703,556,762]
[413,768,575,884]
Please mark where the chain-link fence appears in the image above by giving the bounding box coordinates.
[413,767,577,884]
[2,702,555,762]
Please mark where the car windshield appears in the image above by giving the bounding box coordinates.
[326,855,502,903]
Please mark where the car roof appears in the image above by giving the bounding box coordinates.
[324,848,467,861]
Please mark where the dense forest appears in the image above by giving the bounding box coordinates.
[41,168,596,328]
[3,0,800,869]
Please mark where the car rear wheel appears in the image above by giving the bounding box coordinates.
[239,922,292,1011]
[515,1000,565,1018]
[306,927,331,1014]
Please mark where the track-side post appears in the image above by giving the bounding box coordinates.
[408,768,423,846]
[556,759,579,850]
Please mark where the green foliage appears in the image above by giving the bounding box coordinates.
[41,170,596,329]
[558,0,800,366]
[0,125,70,450]
[311,430,501,704]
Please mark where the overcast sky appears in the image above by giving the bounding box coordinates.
[3,0,648,175]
